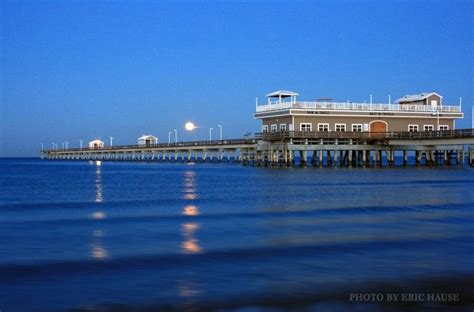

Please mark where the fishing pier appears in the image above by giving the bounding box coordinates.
[41,129,474,167]
[41,89,474,167]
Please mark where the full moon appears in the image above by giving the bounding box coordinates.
[185,122,195,131]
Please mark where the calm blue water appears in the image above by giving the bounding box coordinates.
[0,158,473,311]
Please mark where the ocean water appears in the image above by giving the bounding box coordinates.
[0,158,473,311]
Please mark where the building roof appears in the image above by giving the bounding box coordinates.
[138,134,158,140]
[89,139,104,144]
[396,92,442,103]
[266,90,299,98]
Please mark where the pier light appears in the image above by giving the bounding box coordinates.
[209,128,213,141]
[218,125,222,140]
[168,131,172,144]
[174,129,178,143]
[185,122,196,131]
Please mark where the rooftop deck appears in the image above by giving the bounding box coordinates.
[255,100,462,113]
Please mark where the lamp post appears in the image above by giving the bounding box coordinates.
[65,141,69,149]
[168,131,172,144]
[173,129,177,143]
[79,140,83,149]
[218,124,222,140]
[209,128,213,141]
[41,143,44,151]
[110,137,113,147]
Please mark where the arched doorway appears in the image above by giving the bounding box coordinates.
[370,121,387,133]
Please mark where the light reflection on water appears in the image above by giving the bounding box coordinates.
[181,170,202,254]
[90,161,108,260]
[95,161,103,203]
[90,229,108,260]
[178,169,202,301]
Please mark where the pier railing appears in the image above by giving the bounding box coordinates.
[256,101,462,113]
[261,128,474,142]
[41,129,474,153]
[43,138,258,153]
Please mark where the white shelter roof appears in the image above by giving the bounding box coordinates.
[396,92,442,103]
[266,90,299,98]
[89,139,104,144]
[138,135,158,140]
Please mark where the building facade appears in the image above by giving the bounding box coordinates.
[255,91,463,134]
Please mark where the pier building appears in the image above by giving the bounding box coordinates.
[138,135,158,146]
[255,91,463,134]
[89,139,104,149]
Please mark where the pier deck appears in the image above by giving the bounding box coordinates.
[41,129,474,167]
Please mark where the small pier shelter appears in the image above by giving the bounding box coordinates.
[89,139,104,149]
[138,135,158,146]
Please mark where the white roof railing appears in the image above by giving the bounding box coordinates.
[255,101,462,113]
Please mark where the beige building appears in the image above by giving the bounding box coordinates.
[255,91,463,134]
[89,139,105,149]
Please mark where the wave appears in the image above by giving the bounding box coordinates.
[66,274,474,312]
[1,201,473,226]
[0,197,209,212]
[1,235,471,283]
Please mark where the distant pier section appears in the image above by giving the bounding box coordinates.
[41,130,474,167]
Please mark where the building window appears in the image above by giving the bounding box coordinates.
[262,125,268,133]
[288,123,294,131]
[423,125,434,131]
[270,124,278,132]
[318,123,329,132]
[438,125,449,131]
[335,123,346,132]
[279,124,287,131]
[300,123,312,131]
[352,124,363,132]
[408,125,419,132]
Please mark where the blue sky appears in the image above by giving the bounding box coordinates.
[1,0,473,157]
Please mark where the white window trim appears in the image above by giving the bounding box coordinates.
[300,123,312,131]
[352,124,363,132]
[423,125,434,131]
[279,123,287,131]
[438,125,449,130]
[318,123,330,132]
[408,124,419,132]
[262,125,269,133]
[335,123,346,132]
[270,124,278,132]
